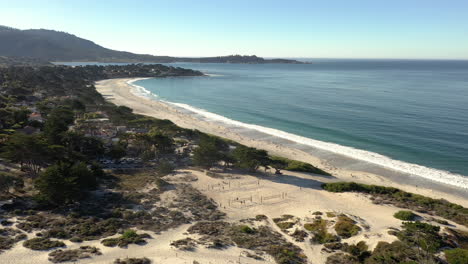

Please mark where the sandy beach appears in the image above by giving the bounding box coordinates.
[95,78,468,206]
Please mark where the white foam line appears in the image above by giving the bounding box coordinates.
[204,73,224,77]
[127,78,468,189]
[126,78,159,99]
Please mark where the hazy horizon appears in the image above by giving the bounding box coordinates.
[1,0,468,60]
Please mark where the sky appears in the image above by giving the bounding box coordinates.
[1,0,468,59]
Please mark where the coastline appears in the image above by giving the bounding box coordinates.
[95,78,468,206]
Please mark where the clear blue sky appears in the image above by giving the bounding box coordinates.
[1,0,468,59]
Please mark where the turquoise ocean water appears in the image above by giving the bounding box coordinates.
[130,60,468,188]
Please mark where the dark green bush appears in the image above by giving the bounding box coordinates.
[445,248,468,264]
[101,230,150,248]
[365,241,421,264]
[394,210,418,221]
[239,225,256,234]
[396,222,444,253]
[23,237,65,250]
[114,257,152,264]
[334,215,361,238]
[276,222,295,230]
[48,246,101,263]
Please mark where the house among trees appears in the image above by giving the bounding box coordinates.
[28,112,43,123]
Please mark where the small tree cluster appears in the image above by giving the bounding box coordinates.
[35,162,99,204]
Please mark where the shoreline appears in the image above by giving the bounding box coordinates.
[95,78,468,206]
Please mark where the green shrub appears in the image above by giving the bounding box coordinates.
[396,222,444,253]
[255,214,267,221]
[326,253,359,264]
[304,219,327,232]
[23,237,65,250]
[394,210,418,221]
[445,248,468,264]
[156,161,174,176]
[305,219,339,244]
[334,215,361,238]
[326,212,336,218]
[270,156,330,175]
[122,229,138,239]
[365,241,421,264]
[276,222,295,230]
[239,225,256,234]
[101,231,150,248]
[114,257,152,264]
[48,246,101,263]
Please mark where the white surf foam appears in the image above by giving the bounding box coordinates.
[127,79,468,189]
[204,73,224,77]
[127,78,159,99]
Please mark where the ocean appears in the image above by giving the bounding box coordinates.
[129,59,468,189]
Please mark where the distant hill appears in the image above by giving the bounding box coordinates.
[0,25,305,64]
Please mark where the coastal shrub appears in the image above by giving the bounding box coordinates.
[156,161,174,176]
[170,237,197,251]
[239,225,256,234]
[304,219,327,232]
[0,236,15,252]
[291,229,308,242]
[271,156,330,175]
[273,214,295,223]
[305,219,339,244]
[445,228,468,249]
[346,241,371,262]
[114,257,152,264]
[45,228,71,239]
[394,210,418,221]
[188,222,307,263]
[334,215,361,238]
[23,237,65,250]
[232,146,269,172]
[255,214,268,221]
[326,212,337,218]
[445,248,468,264]
[396,222,444,253]
[101,230,151,248]
[48,246,101,263]
[365,241,421,264]
[326,253,360,264]
[0,172,18,195]
[276,222,295,230]
[322,182,468,227]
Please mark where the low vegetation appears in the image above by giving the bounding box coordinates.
[334,215,361,238]
[114,257,152,264]
[188,221,307,264]
[101,230,151,248]
[271,156,330,175]
[393,210,419,221]
[48,246,101,263]
[445,248,468,264]
[304,219,339,244]
[170,237,197,251]
[23,237,66,250]
[0,228,27,253]
[323,182,468,226]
